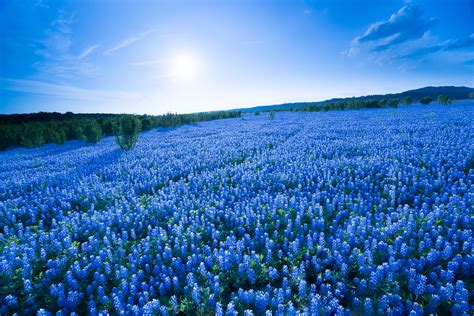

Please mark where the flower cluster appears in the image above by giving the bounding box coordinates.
[0,105,472,314]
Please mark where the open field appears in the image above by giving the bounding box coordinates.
[1,104,472,314]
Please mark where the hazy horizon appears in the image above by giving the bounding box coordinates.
[1,0,473,115]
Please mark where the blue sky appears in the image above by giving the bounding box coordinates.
[1,0,473,114]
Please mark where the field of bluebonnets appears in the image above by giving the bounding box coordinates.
[0,104,472,315]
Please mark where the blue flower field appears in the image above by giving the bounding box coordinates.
[1,104,472,315]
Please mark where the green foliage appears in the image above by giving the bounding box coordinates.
[0,125,19,150]
[114,115,142,150]
[0,111,241,151]
[437,94,452,105]
[469,91,474,99]
[48,125,67,144]
[378,99,388,108]
[268,111,275,120]
[21,124,45,148]
[255,111,261,116]
[420,96,432,105]
[83,120,103,143]
[141,115,155,131]
[291,98,400,112]
[388,98,400,108]
[74,125,85,140]
[402,96,413,105]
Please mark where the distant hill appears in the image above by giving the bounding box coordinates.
[238,86,474,112]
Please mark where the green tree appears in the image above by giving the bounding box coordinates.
[402,97,413,105]
[388,98,400,108]
[141,116,154,131]
[378,99,388,108]
[437,94,452,105]
[114,115,142,150]
[83,120,103,143]
[469,91,474,99]
[49,124,67,144]
[0,126,13,150]
[420,96,432,105]
[21,124,45,148]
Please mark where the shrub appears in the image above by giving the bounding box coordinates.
[388,98,400,108]
[420,96,432,105]
[437,95,452,105]
[268,111,275,120]
[20,124,45,148]
[49,128,67,144]
[402,97,413,105]
[114,115,142,150]
[83,120,103,143]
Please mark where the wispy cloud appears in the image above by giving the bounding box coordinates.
[132,59,164,66]
[78,44,99,60]
[443,33,474,51]
[34,11,98,80]
[103,29,155,56]
[1,78,139,101]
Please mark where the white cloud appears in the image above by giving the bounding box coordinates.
[353,5,436,51]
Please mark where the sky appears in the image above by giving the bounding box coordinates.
[0,0,473,114]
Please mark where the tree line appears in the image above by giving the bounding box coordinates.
[0,111,241,151]
[260,95,454,114]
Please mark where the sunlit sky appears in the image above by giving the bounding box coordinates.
[1,0,473,114]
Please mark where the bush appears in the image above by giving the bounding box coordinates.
[49,128,67,144]
[21,124,45,148]
[402,97,413,105]
[83,120,103,143]
[420,96,432,105]
[437,95,452,105]
[114,115,142,150]
[268,111,275,120]
[388,98,400,108]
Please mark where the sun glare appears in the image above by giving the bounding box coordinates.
[170,52,199,81]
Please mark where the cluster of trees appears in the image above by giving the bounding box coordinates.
[0,111,241,151]
[294,98,401,112]
[242,86,473,113]
[264,94,459,114]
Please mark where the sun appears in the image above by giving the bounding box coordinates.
[170,52,199,81]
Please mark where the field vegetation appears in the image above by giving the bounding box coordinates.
[0,104,472,314]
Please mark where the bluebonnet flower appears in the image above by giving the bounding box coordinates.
[226,301,238,316]
[191,285,200,304]
[143,299,160,314]
[255,291,267,313]
[0,107,471,314]
[5,294,17,307]
[215,302,223,316]
[298,280,307,299]
[364,298,373,316]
